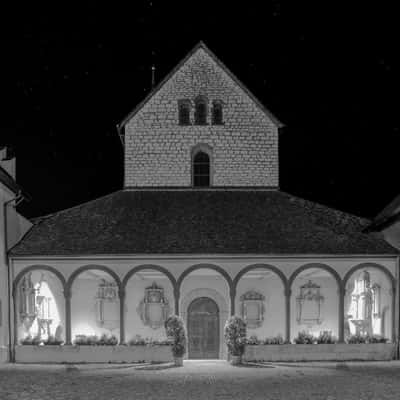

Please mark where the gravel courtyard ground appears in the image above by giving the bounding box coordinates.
[1,360,400,400]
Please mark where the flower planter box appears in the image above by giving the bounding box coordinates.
[244,343,396,362]
[15,345,173,363]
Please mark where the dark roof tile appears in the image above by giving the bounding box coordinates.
[9,190,397,256]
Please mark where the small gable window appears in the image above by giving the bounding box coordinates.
[212,101,223,125]
[193,150,210,187]
[194,96,207,125]
[178,100,191,125]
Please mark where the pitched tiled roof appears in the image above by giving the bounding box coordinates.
[9,189,397,256]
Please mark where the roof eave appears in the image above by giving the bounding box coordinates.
[0,165,31,200]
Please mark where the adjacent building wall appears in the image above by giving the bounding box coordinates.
[0,162,31,361]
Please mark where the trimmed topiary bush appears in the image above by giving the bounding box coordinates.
[224,316,247,356]
[164,315,187,358]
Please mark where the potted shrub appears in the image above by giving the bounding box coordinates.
[224,316,247,365]
[165,315,187,366]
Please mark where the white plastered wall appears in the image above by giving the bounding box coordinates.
[291,275,339,341]
[71,277,120,340]
[236,274,285,340]
[125,274,174,342]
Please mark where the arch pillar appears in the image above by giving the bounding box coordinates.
[338,286,345,343]
[118,288,126,344]
[285,287,291,343]
[174,287,180,315]
[391,285,396,343]
[63,287,72,345]
[230,287,236,316]
[12,289,17,358]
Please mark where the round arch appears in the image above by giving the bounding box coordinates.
[122,264,177,292]
[180,288,229,359]
[342,262,396,342]
[66,265,122,291]
[13,265,67,294]
[233,263,288,292]
[177,264,234,293]
[288,263,342,290]
[13,265,67,347]
[342,262,396,290]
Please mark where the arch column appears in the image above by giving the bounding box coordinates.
[338,286,345,343]
[174,287,180,315]
[119,288,126,344]
[391,285,396,343]
[230,287,236,316]
[64,287,72,345]
[12,289,17,357]
[285,287,291,343]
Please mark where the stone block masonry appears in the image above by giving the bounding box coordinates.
[124,47,279,187]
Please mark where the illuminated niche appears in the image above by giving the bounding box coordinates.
[296,280,324,327]
[240,290,265,329]
[19,273,56,338]
[95,279,119,332]
[348,271,380,336]
[137,282,170,329]
[19,273,37,330]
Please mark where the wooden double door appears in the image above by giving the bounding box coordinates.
[188,297,219,359]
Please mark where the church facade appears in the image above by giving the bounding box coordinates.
[6,42,399,362]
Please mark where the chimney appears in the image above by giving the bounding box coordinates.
[0,146,16,180]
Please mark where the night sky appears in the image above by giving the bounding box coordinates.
[1,1,399,220]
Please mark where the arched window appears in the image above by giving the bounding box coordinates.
[178,100,191,125]
[194,96,207,125]
[193,151,210,187]
[212,101,223,125]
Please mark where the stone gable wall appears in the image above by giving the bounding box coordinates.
[124,48,279,187]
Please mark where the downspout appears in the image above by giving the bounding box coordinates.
[397,256,400,360]
[3,191,23,362]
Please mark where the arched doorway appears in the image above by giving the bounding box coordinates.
[188,297,219,359]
